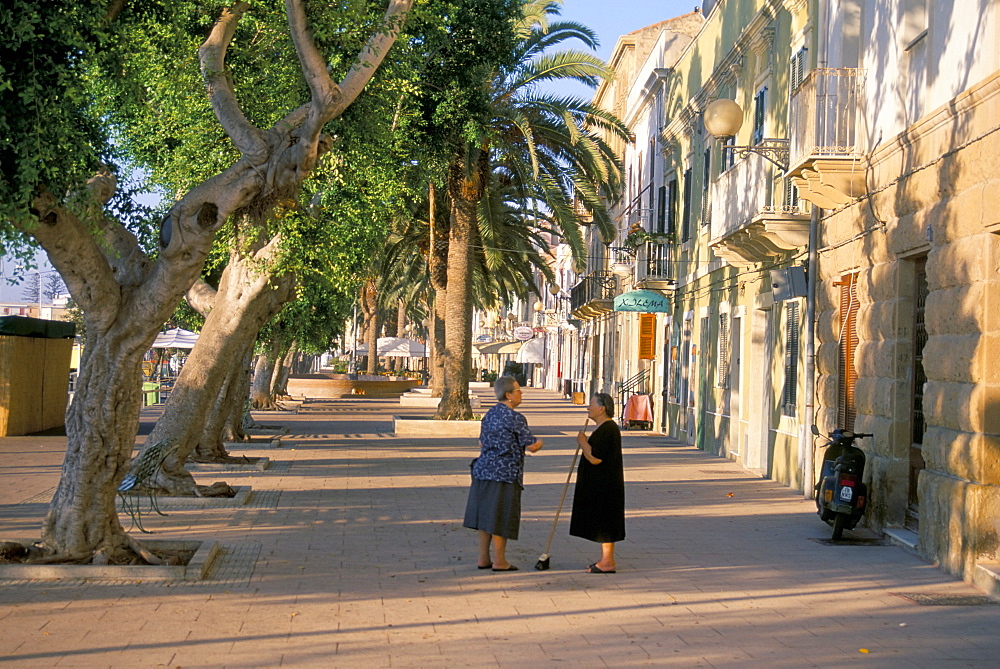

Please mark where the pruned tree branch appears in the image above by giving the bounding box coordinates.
[274,0,413,157]
[199,2,269,163]
[186,279,218,317]
[335,0,413,116]
[27,179,124,321]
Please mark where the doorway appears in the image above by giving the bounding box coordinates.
[907,258,928,531]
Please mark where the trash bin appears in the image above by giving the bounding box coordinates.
[572,391,586,405]
[142,382,159,406]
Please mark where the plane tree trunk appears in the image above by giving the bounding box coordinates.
[143,246,294,493]
[15,0,412,558]
[193,340,256,459]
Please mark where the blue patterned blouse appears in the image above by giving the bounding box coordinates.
[471,402,537,485]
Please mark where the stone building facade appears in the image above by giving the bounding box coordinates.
[800,0,1000,591]
[573,0,1000,593]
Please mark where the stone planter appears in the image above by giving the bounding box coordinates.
[286,373,421,399]
[393,415,482,437]
[0,539,219,581]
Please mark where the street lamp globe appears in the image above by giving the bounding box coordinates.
[548,284,560,296]
[533,301,544,312]
[703,98,744,138]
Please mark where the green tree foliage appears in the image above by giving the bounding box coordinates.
[0,0,111,246]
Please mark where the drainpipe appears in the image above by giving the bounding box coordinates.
[802,206,819,498]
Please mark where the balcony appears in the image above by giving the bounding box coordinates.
[570,272,617,320]
[635,241,674,290]
[709,146,810,267]
[787,68,865,208]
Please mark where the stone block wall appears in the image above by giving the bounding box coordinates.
[815,70,1000,584]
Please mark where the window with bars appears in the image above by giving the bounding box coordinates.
[681,168,693,242]
[717,312,730,388]
[752,87,768,145]
[781,302,800,416]
[837,274,859,429]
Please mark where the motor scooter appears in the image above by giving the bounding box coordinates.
[812,426,872,540]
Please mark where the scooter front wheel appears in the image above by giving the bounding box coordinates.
[832,513,847,540]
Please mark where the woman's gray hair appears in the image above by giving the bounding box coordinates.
[593,393,615,418]
[494,375,518,400]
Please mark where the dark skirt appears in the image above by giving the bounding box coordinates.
[463,478,522,540]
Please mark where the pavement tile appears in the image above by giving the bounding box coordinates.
[1,391,999,666]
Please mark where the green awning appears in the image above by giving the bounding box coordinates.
[613,289,671,313]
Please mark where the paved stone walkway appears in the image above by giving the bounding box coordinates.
[1,389,998,667]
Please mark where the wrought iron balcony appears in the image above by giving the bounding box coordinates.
[788,68,866,208]
[635,241,674,290]
[709,147,809,267]
[570,271,617,320]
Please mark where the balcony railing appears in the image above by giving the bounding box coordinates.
[636,242,672,283]
[789,68,862,168]
[570,271,616,318]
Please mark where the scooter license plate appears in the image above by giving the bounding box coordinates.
[839,486,853,502]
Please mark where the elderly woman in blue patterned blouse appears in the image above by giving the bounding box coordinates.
[463,376,544,571]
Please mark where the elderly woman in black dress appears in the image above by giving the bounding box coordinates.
[463,376,544,571]
[569,393,625,573]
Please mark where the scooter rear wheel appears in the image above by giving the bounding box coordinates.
[832,513,847,540]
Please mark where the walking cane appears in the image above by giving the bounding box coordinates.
[535,418,589,570]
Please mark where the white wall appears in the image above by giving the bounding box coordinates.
[840,0,1000,150]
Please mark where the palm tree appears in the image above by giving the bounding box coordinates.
[434,0,629,419]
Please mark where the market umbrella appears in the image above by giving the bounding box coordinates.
[151,328,199,349]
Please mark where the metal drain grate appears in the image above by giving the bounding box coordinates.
[809,537,885,546]
[893,593,1000,606]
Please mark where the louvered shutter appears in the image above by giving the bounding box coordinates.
[638,313,657,360]
[752,87,767,145]
[702,147,712,226]
[681,168,693,242]
[782,302,800,415]
[717,313,730,388]
[837,274,858,429]
[657,185,667,234]
[666,178,678,237]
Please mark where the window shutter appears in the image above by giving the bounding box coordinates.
[656,185,667,234]
[702,147,712,226]
[717,313,730,388]
[782,302,800,415]
[790,47,808,91]
[752,87,767,145]
[638,313,656,359]
[681,168,693,242]
[837,274,859,429]
[666,178,678,237]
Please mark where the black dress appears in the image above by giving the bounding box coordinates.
[569,420,625,543]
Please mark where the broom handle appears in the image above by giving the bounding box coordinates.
[542,418,589,555]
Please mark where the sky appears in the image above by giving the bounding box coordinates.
[542,0,704,98]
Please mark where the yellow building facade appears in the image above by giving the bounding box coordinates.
[580,0,1000,592]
